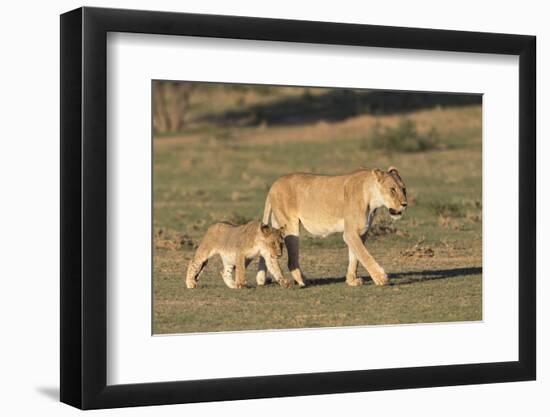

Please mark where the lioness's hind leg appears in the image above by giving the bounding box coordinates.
[276,216,306,287]
[256,257,268,286]
[285,234,306,287]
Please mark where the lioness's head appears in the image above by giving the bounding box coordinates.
[374,166,408,220]
[259,224,285,259]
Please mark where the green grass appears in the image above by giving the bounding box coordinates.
[362,118,442,153]
[153,104,482,334]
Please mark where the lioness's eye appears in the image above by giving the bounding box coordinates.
[391,188,396,195]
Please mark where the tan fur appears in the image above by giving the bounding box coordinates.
[257,167,407,286]
[186,221,290,289]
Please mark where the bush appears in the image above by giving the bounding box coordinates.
[364,119,441,153]
[226,212,254,225]
[430,202,466,218]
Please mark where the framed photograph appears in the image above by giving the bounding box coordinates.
[60,6,536,410]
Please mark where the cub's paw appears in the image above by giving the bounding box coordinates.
[278,278,292,289]
[186,280,198,289]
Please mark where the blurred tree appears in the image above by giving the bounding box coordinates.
[153,81,194,134]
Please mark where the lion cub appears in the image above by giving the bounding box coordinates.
[186,221,290,289]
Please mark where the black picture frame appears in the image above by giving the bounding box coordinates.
[60,6,536,410]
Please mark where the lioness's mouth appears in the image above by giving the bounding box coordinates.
[389,208,402,216]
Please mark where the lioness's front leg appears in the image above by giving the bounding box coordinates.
[346,209,376,286]
[345,232,367,286]
[343,229,389,286]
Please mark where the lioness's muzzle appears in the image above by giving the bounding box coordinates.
[389,208,402,216]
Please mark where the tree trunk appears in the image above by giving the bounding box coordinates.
[153,81,194,134]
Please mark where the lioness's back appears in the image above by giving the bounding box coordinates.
[269,170,368,194]
[267,171,361,217]
[267,173,328,204]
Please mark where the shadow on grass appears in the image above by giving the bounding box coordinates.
[197,90,482,128]
[304,266,482,287]
[389,266,482,286]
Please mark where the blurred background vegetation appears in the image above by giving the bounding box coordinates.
[153,81,480,137]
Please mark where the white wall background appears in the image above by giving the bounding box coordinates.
[0,0,546,415]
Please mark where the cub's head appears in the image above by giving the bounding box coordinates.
[374,166,408,220]
[259,224,285,259]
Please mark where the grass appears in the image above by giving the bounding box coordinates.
[362,118,442,153]
[153,96,482,334]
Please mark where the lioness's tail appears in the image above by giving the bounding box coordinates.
[256,194,272,286]
[262,194,272,225]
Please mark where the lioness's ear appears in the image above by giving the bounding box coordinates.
[260,223,271,237]
[373,169,384,182]
[388,166,404,186]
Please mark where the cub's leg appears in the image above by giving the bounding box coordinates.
[234,255,247,289]
[346,232,367,286]
[257,213,305,287]
[268,215,290,288]
[185,247,210,289]
[256,214,286,286]
[265,256,291,288]
[220,258,237,289]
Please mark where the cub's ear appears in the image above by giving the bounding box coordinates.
[260,223,271,237]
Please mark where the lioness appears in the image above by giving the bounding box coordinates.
[186,220,290,289]
[256,167,407,287]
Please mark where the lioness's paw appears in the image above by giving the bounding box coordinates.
[346,277,364,286]
[372,272,389,286]
[186,281,198,289]
[256,272,267,286]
